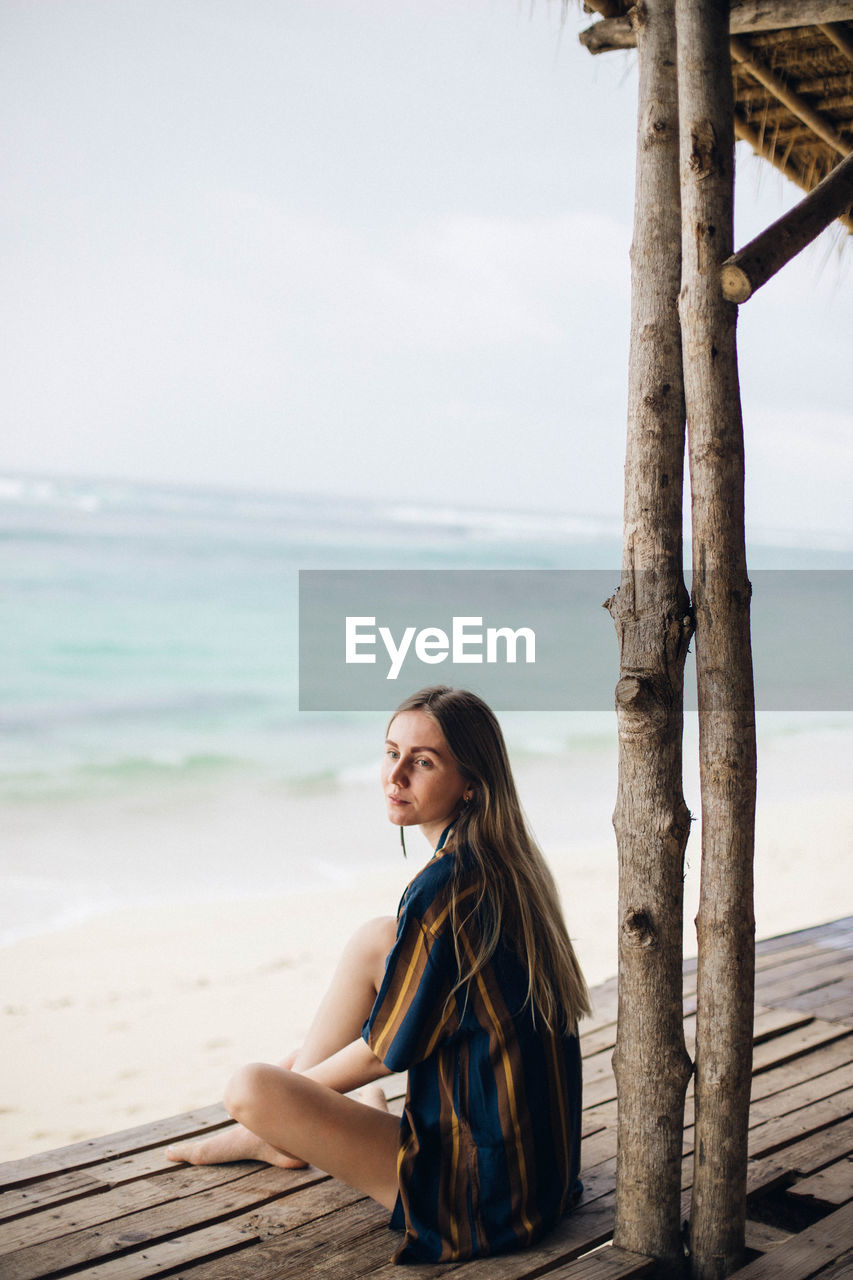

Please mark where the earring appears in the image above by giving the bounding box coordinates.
[400,826,407,858]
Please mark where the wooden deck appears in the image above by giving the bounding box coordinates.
[1,917,851,1280]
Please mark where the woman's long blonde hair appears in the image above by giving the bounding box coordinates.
[389,685,591,1032]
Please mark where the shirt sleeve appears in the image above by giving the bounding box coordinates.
[363,863,460,1072]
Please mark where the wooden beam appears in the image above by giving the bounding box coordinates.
[734,116,853,231]
[729,35,851,157]
[721,151,853,300]
[579,15,636,53]
[581,1,853,53]
[819,21,853,62]
[729,0,853,27]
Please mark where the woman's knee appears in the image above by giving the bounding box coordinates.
[225,1061,287,1126]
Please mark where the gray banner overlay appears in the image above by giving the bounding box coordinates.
[298,570,852,712]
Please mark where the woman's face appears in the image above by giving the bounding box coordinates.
[382,708,468,847]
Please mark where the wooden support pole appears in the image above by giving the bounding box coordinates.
[675,1,758,1277]
[729,36,851,157]
[721,151,853,301]
[606,0,693,1273]
[581,0,853,53]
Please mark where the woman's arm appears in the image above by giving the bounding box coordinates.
[301,1036,392,1094]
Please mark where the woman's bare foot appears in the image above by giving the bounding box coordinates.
[166,1122,308,1169]
[356,1083,389,1112]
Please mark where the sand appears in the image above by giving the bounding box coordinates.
[2,726,851,1162]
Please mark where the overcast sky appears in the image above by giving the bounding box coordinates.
[2,1,851,542]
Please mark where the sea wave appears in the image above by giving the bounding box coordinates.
[386,502,621,543]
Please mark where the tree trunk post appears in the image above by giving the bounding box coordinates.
[607,0,693,1271]
[675,2,758,1276]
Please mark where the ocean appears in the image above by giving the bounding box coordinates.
[2,471,851,946]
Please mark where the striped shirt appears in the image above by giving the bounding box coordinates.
[363,835,582,1263]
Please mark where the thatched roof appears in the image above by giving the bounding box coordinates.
[580,3,853,230]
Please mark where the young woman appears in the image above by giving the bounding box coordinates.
[168,685,590,1263]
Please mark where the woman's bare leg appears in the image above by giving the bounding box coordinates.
[167,916,397,1169]
[170,1064,401,1210]
[290,916,396,1070]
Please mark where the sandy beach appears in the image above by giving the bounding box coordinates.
[2,724,851,1163]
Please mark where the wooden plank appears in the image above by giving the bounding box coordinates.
[748,1090,853,1161]
[750,1039,853,1104]
[65,1180,367,1280]
[144,1198,400,1280]
[788,989,853,1026]
[749,1064,853,1127]
[0,1139,246,1224]
[814,1248,853,1280]
[755,959,853,1003]
[0,1106,229,1190]
[744,1219,794,1251]
[0,1164,327,1279]
[752,943,853,985]
[726,1200,853,1279]
[758,921,850,952]
[773,983,850,1013]
[0,1170,108,1224]
[580,1020,618,1057]
[755,958,853,1005]
[536,1245,655,1280]
[0,1160,301,1255]
[755,943,837,977]
[582,1125,620,1169]
[746,1115,853,1198]
[757,965,850,1011]
[583,1075,619,1111]
[751,1021,852,1074]
[787,1157,853,1208]
[581,1047,618,1111]
[88,1144,231,1186]
[752,1006,815,1044]
[673,1005,815,1081]
[684,1056,853,1146]
[576,1013,838,1134]
[680,1085,853,1196]
[583,1098,618,1135]
[685,1117,850,1219]
[753,918,853,955]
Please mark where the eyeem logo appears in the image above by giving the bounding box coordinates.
[299,568,853,712]
[346,616,536,680]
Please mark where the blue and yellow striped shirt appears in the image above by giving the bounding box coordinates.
[363,835,582,1263]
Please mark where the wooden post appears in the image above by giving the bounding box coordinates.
[606,0,693,1271]
[675,2,758,1277]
